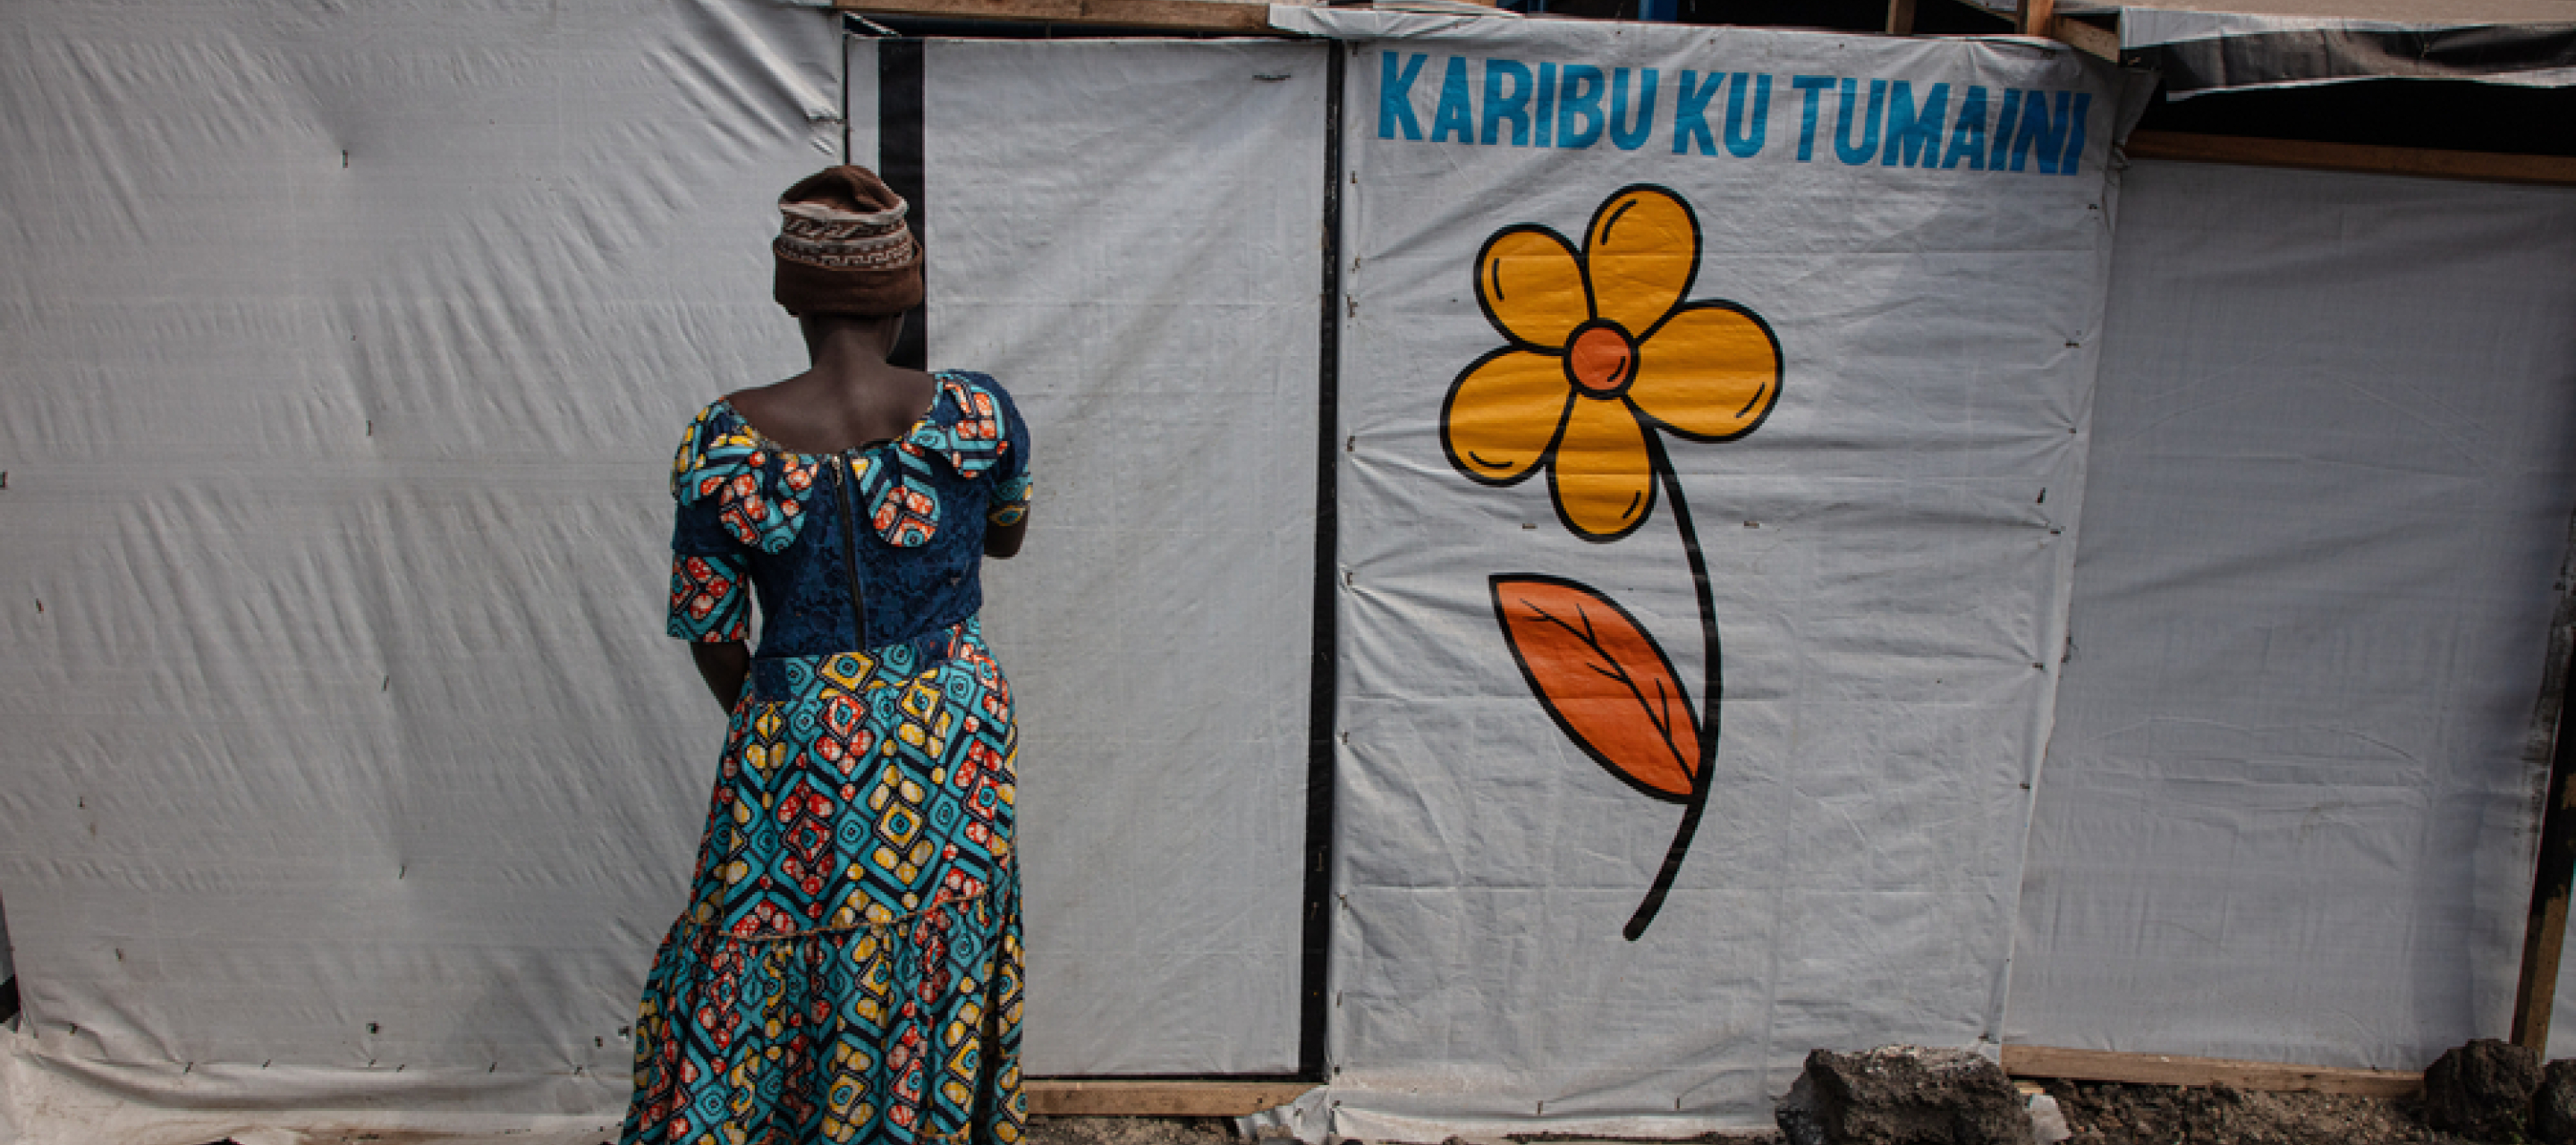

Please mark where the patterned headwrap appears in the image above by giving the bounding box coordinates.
[772,165,925,317]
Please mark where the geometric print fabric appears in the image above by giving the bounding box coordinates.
[621,876,1024,1145]
[855,375,1019,549]
[636,369,1031,1145]
[691,619,1014,940]
[623,618,1021,1145]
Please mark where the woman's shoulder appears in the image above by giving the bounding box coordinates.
[928,370,1027,430]
[931,369,1012,406]
[911,371,1024,478]
[669,399,761,479]
[667,397,819,551]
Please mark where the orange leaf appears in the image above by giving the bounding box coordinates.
[1491,576,1701,802]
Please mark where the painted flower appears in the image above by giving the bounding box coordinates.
[1441,185,1782,541]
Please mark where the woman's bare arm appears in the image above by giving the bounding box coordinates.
[690,640,750,714]
[984,518,1027,559]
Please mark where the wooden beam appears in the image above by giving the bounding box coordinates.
[2002,1046,2421,1098]
[1027,1081,1316,1118]
[2512,633,2576,1054]
[1885,0,1917,35]
[2049,13,2118,60]
[834,0,1281,33]
[2125,131,2576,189]
[2016,0,2055,35]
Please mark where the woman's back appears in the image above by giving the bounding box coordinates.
[621,165,1032,1145]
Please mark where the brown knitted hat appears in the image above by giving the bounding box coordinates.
[772,165,924,317]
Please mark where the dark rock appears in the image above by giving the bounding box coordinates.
[2422,1038,2540,1141]
[2534,1058,2576,1145]
[1773,1045,2028,1145]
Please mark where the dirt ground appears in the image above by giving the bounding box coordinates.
[181,1086,2495,1145]
[1024,1081,2504,1145]
[2038,1081,2484,1145]
[1027,1116,1246,1145]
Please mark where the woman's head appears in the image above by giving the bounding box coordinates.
[772,165,923,318]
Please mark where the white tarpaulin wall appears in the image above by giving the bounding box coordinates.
[10,3,2576,1141]
[919,37,1327,1074]
[0,5,1325,1142]
[2009,160,2576,1068]
[0,2,847,1139]
[1301,10,2142,1136]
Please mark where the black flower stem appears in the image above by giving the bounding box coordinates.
[1623,437,1720,942]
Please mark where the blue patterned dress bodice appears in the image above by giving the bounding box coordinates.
[664,370,1032,667]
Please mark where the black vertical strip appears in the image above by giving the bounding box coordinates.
[1297,45,1346,1085]
[838,22,852,164]
[877,38,928,371]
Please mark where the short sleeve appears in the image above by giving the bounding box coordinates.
[670,491,748,557]
[668,552,751,641]
[668,401,818,555]
[664,402,813,641]
[985,383,1032,526]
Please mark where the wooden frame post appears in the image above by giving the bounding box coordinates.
[2016,0,2055,36]
[2513,633,2576,1053]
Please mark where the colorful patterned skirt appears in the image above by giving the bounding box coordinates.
[623,619,1023,1145]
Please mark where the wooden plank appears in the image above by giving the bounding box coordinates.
[2002,1046,2422,1098]
[2049,13,2118,60]
[834,0,1282,33]
[2124,131,2576,188]
[2016,0,2056,35]
[1884,0,1917,34]
[2512,634,2576,1053]
[1027,1081,1316,1118]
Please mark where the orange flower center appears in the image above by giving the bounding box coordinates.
[1566,321,1638,399]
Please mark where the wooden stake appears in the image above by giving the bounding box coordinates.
[2016,0,2055,36]
[2125,131,2576,189]
[2050,13,2117,61]
[1884,0,1916,35]
[2003,1046,2421,1098]
[2513,633,2576,1054]
[1028,1080,1316,1117]
[834,0,1281,33]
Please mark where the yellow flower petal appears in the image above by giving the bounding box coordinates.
[1442,350,1572,485]
[1629,302,1782,441]
[1476,226,1589,349]
[1584,187,1699,340]
[1549,394,1656,539]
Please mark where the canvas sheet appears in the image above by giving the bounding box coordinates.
[917,37,1328,1075]
[2008,160,2576,1069]
[0,8,1324,1142]
[0,2,843,1138]
[1303,10,2144,1134]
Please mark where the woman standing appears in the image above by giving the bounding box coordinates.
[623,165,1031,1145]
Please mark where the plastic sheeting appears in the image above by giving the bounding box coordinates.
[2009,160,2576,1069]
[1307,10,2146,1135]
[0,0,845,1137]
[11,1,2576,1139]
[0,5,1324,1142]
[919,37,1327,1075]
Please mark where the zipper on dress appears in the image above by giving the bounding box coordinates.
[835,452,869,650]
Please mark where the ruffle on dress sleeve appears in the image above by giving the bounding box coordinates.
[670,402,819,555]
[852,373,1021,548]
